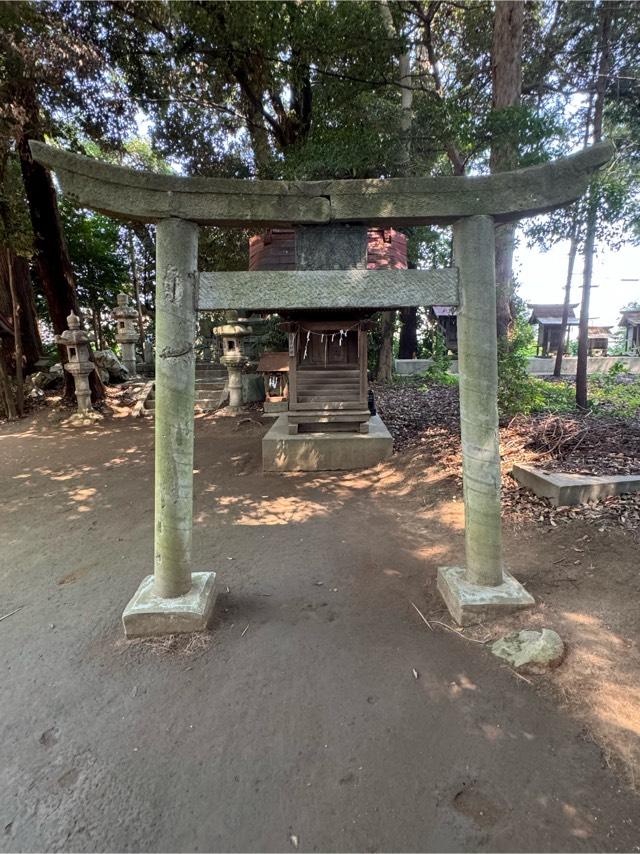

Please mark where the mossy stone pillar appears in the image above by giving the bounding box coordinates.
[437,215,534,624]
[122,217,217,637]
[455,215,502,586]
[154,218,198,598]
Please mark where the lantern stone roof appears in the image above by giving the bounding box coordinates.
[528,303,579,326]
[257,352,289,373]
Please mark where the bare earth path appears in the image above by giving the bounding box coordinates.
[1,411,639,852]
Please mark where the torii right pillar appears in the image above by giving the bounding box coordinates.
[437,215,534,625]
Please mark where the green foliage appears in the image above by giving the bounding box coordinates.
[423,326,454,385]
[261,315,288,352]
[497,317,540,416]
[60,200,129,342]
[497,323,640,419]
[587,366,640,418]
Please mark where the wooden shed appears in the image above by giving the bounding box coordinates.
[428,305,458,353]
[528,303,579,356]
[620,310,640,354]
[587,326,612,356]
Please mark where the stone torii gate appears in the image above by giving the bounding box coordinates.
[30,140,613,636]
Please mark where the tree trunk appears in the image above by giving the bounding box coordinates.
[0,339,17,420]
[6,249,24,416]
[376,311,395,382]
[0,248,42,371]
[128,230,146,346]
[576,3,612,410]
[378,2,412,380]
[490,0,523,339]
[17,114,104,402]
[554,227,579,378]
[398,307,419,359]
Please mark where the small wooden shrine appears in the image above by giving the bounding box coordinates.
[620,309,640,353]
[528,303,579,356]
[257,350,289,413]
[587,325,612,355]
[280,315,371,434]
[250,227,407,435]
[429,305,458,353]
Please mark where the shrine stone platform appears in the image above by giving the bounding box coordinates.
[262,414,393,472]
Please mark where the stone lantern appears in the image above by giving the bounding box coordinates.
[213,311,253,411]
[55,311,94,414]
[113,293,139,376]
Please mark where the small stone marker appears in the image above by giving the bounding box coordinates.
[491,629,565,673]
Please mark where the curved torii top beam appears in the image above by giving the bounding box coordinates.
[30,139,613,228]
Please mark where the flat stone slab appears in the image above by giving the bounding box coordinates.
[263,414,393,472]
[437,566,535,627]
[122,571,217,638]
[512,463,640,507]
[491,629,565,673]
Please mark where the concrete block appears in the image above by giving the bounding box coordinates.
[437,566,535,627]
[512,463,640,507]
[262,414,393,472]
[122,572,218,638]
[395,358,434,375]
[264,399,288,414]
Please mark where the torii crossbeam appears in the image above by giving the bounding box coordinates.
[30,140,614,634]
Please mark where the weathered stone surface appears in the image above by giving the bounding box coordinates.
[198,269,459,311]
[491,629,565,673]
[30,370,61,390]
[29,141,330,226]
[437,566,535,627]
[454,216,502,586]
[395,358,434,375]
[30,139,613,227]
[122,571,218,638]
[512,463,640,507]
[296,225,367,270]
[242,373,265,403]
[263,413,393,472]
[326,142,615,224]
[93,349,129,382]
[154,218,199,599]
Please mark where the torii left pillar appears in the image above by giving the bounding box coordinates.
[122,218,217,637]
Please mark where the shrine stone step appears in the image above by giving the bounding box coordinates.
[195,381,227,391]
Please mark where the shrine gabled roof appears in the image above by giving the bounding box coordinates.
[431,305,457,317]
[534,316,580,326]
[257,352,289,373]
[528,303,579,325]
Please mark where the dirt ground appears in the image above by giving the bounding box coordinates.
[1,402,640,852]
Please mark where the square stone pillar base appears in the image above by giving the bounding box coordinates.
[437,566,534,627]
[122,571,218,638]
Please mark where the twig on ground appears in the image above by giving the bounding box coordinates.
[0,606,23,623]
[410,600,433,630]
[241,624,249,637]
[428,619,491,644]
[508,667,533,686]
